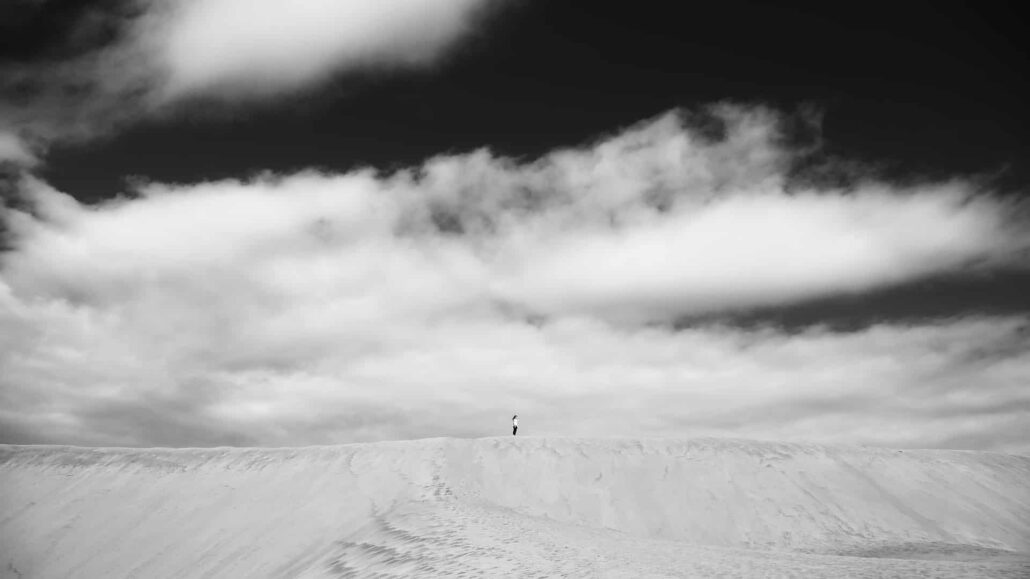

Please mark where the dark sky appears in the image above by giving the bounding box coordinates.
[34,1,1028,201]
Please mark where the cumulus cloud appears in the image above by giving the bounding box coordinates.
[0,0,507,145]
[2,106,1029,450]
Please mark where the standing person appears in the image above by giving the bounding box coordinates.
[512,414,518,436]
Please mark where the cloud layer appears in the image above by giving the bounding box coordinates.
[2,106,1029,450]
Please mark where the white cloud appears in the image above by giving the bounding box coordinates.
[497,185,1016,321]
[1,107,1028,450]
[0,0,508,145]
[147,0,497,100]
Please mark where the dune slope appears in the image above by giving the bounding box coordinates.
[2,437,1029,578]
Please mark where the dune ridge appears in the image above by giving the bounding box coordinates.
[2,437,1029,577]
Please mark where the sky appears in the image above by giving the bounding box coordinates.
[1,1,1027,452]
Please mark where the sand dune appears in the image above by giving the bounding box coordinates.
[2,437,1028,578]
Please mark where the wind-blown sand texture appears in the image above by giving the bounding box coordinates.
[2,437,1028,578]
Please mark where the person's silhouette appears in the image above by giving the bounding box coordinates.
[512,414,518,436]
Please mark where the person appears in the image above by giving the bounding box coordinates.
[512,414,518,436]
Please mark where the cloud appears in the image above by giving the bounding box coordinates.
[0,132,38,166]
[0,0,508,145]
[1,106,1029,450]
[495,188,1021,322]
[148,0,501,101]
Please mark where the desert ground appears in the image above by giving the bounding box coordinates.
[1,437,1028,578]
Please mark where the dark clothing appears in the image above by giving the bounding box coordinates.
[513,426,518,436]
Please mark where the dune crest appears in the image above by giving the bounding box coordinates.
[2,437,1029,577]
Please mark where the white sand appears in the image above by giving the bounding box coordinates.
[2,437,1028,578]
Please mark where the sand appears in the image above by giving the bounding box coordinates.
[2,437,1028,577]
